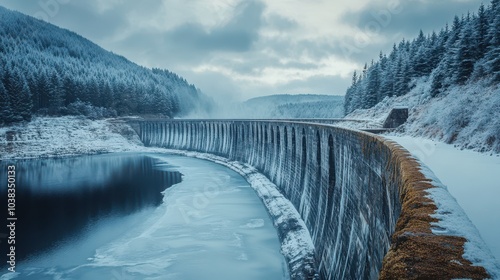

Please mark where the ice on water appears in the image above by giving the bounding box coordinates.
[2,155,287,280]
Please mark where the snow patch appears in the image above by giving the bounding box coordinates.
[240,219,265,229]
[0,116,147,159]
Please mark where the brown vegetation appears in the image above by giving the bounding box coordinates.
[379,141,489,279]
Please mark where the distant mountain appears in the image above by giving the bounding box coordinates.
[240,94,344,119]
[0,6,210,125]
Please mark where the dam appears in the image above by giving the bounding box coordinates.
[131,119,497,280]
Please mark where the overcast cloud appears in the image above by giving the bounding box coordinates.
[0,0,484,101]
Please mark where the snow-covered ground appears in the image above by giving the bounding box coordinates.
[0,116,146,159]
[386,135,500,264]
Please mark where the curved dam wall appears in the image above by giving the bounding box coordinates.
[133,120,492,280]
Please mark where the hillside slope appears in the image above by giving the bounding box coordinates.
[347,78,500,153]
[344,1,499,114]
[344,0,499,154]
[0,6,210,125]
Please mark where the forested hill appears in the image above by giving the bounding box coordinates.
[242,94,344,119]
[0,6,209,125]
[344,0,500,115]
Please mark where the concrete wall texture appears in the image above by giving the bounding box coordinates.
[134,120,492,280]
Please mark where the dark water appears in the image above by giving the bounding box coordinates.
[0,153,182,267]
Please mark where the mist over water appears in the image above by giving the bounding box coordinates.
[0,154,287,280]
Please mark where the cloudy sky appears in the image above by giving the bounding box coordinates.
[0,0,484,101]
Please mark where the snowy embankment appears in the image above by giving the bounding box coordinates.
[386,135,500,271]
[0,116,146,159]
[347,79,500,154]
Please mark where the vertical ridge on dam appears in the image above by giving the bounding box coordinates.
[132,120,495,280]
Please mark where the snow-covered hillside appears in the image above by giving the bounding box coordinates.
[347,78,500,154]
[0,6,210,125]
[344,1,499,116]
[342,1,499,154]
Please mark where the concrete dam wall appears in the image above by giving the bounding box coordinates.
[133,120,493,280]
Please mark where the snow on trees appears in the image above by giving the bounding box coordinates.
[0,6,204,125]
[344,0,500,114]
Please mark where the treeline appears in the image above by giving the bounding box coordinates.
[344,0,500,115]
[0,6,206,125]
[273,100,344,119]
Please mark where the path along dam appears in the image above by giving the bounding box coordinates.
[130,119,498,280]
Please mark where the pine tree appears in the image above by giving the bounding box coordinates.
[104,82,115,108]
[476,3,489,59]
[350,82,363,113]
[485,0,500,81]
[380,65,394,98]
[48,72,64,115]
[18,81,33,121]
[63,75,77,106]
[431,66,445,97]
[346,73,364,114]
[456,24,476,84]
[378,53,392,100]
[365,64,380,108]
[344,71,357,115]
[7,72,30,122]
[394,56,410,96]
[2,67,13,97]
[25,73,39,112]
[36,71,50,110]
[411,30,429,77]
[443,16,463,79]
[0,82,15,125]
[427,31,441,70]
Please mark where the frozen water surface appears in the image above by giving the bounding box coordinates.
[0,154,288,280]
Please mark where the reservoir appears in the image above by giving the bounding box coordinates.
[0,153,287,279]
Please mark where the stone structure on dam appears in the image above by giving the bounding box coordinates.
[130,120,495,280]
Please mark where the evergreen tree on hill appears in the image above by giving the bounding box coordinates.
[344,0,500,114]
[486,0,500,81]
[0,82,14,125]
[456,24,476,84]
[0,6,208,125]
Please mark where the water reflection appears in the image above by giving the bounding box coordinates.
[0,153,181,266]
